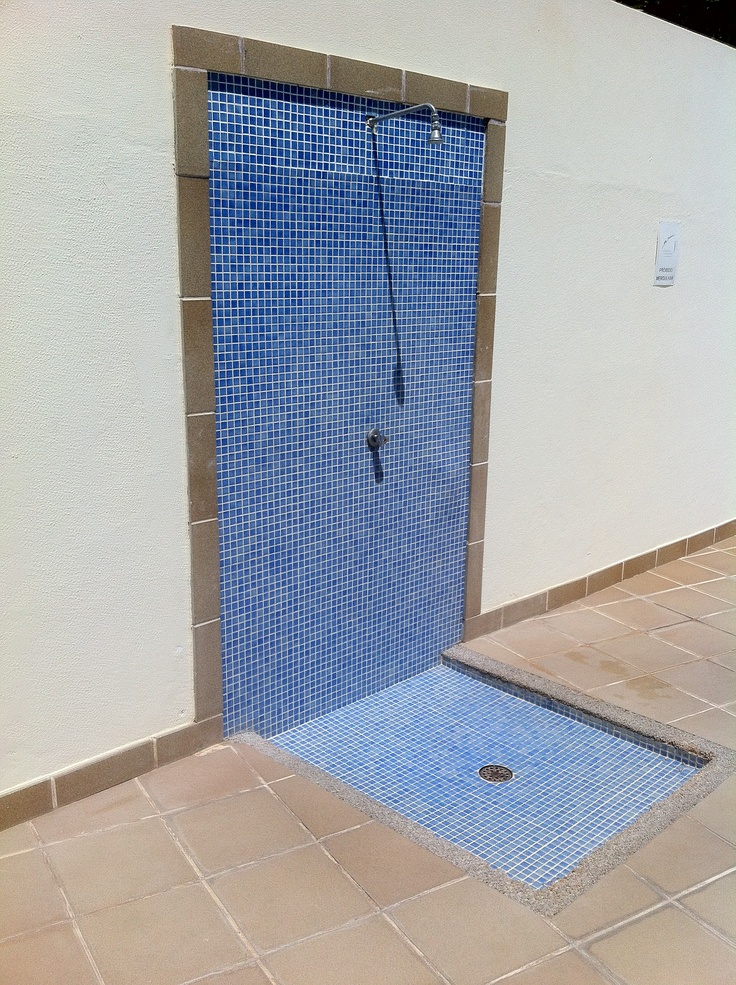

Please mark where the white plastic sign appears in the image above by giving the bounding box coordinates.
[654,221,680,286]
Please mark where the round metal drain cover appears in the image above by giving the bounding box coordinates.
[479,764,513,783]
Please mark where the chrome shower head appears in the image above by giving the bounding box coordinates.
[428,113,444,145]
[366,103,444,147]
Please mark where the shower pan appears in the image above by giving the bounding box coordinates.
[208,75,486,736]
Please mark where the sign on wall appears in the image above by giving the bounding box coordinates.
[654,221,680,286]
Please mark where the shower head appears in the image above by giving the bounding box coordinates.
[366,103,444,146]
[428,113,444,145]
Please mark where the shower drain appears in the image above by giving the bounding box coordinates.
[478,764,514,783]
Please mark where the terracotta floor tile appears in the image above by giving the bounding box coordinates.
[701,609,736,637]
[589,905,736,985]
[229,743,294,782]
[710,649,736,672]
[34,780,155,843]
[0,849,69,940]
[498,950,611,985]
[264,915,442,985]
[170,788,311,875]
[139,745,260,811]
[194,968,272,985]
[680,871,736,942]
[598,597,687,631]
[551,865,662,938]
[542,609,630,644]
[0,822,37,859]
[692,578,736,606]
[654,621,736,657]
[489,620,577,658]
[582,586,633,605]
[211,844,374,950]
[626,816,736,893]
[588,676,710,723]
[391,878,565,985]
[593,632,695,673]
[78,883,248,985]
[673,709,736,748]
[323,821,462,907]
[688,775,736,844]
[619,571,680,596]
[657,660,736,706]
[0,923,98,985]
[46,816,196,915]
[653,587,732,620]
[652,559,723,586]
[691,552,736,576]
[549,598,586,612]
[270,775,367,839]
[462,636,533,666]
[529,647,640,691]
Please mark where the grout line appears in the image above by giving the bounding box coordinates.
[668,894,736,953]
[483,944,587,985]
[177,959,263,985]
[193,616,222,630]
[575,897,670,947]
[380,875,469,915]
[669,863,736,900]
[379,910,455,985]
[0,917,72,948]
[70,921,106,985]
[31,833,106,984]
[315,818,371,840]
[158,811,261,963]
[259,911,377,958]
[568,941,630,985]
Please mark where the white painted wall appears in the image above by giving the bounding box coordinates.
[2,0,734,792]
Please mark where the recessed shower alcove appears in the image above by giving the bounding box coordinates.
[172,26,507,735]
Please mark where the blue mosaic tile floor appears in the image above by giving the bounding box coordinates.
[272,663,700,888]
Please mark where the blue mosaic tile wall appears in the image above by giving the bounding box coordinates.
[208,75,485,736]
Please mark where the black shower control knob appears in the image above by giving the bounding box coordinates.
[366,429,389,450]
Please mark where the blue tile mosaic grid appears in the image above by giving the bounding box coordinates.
[208,75,485,736]
[273,664,701,888]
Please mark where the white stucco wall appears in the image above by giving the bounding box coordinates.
[1,0,734,792]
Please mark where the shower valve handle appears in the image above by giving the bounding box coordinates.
[366,428,389,451]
